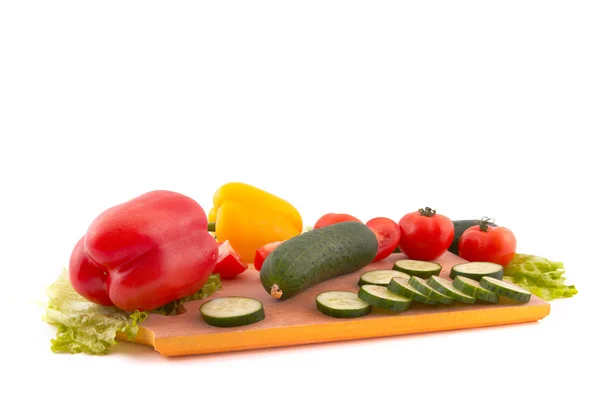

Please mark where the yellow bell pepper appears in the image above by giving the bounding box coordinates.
[208,182,303,263]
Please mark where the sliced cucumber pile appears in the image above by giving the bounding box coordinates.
[408,276,455,305]
[393,259,442,279]
[358,269,411,287]
[200,297,265,327]
[387,277,439,305]
[450,262,503,281]
[358,284,413,312]
[316,291,372,318]
[309,258,531,321]
[427,276,476,304]
[452,276,499,304]
[480,277,532,303]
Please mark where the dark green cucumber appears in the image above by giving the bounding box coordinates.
[260,221,378,300]
[450,262,504,281]
[408,276,455,305]
[358,269,410,287]
[427,276,476,304]
[358,284,413,312]
[199,297,265,327]
[316,291,372,318]
[480,277,532,303]
[387,277,439,305]
[393,259,442,279]
[449,219,497,255]
[452,276,499,303]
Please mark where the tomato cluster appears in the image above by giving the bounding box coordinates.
[311,208,517,266]
[239,208,517,277]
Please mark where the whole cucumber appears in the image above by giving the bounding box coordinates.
[260,221,378,300]
[449,219,498,255]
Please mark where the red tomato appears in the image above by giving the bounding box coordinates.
[458,220,517,267]
[253,241,284,271]
[397,207,454,261]
[313,213,361,229]
[366,217,401,262]
[213,240,248,279]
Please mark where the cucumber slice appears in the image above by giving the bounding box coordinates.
[427,276,476,304]
[450,262,503,281]
[408,276,455,305]
[200,297,265,327]
[393,259,442,278]
[316,291,372,318]
[387,278,439,305]
[480,277,532,303]
[358,284,413,312]
[358,269,411,287]
[452,276,499,303]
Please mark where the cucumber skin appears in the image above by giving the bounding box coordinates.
[200,306,265,328]
[480,277,532,303]
[449,220,497,255]
[387,278,439,305]
[452,276,499,304]
[393,262,442,279]
[408,276,455,305]
[450,263,504,281]
[358,277,387,287]
[358,286,413,312]
[260,221,379,300]
[427,276,476,304]
[316,300,372,319]
[358,271,411,287]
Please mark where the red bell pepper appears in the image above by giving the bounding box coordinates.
[213,240,248,279]
[253,241,284,271]
[68,190,218,312]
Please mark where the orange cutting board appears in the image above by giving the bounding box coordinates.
[119,252,550,356]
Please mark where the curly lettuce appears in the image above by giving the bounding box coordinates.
[150,274,222,316]
[503,253,578,301]
[43,270,221,355]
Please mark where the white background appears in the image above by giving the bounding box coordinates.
[1,1,599,399]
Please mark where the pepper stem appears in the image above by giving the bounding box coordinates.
[207,222,216,232]
[418,207,437,217]
[270,284,283,299]
[479,217,495,232]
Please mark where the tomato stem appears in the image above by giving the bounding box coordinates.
[479,217,495,232]
[418,207,437,217]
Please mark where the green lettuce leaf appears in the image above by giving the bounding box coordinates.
[503,253,578,301]
[151,274,222,316]
[43,269,221,355]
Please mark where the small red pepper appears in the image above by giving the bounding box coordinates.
[68,190,218,311]
[253,241,284,271]
[213,240,248,279]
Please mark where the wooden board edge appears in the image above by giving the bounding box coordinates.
[144,302,551,357]
[116,326,156,347]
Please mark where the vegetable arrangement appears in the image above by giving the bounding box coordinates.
[317,261,537,319]
[42,182,578,355]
